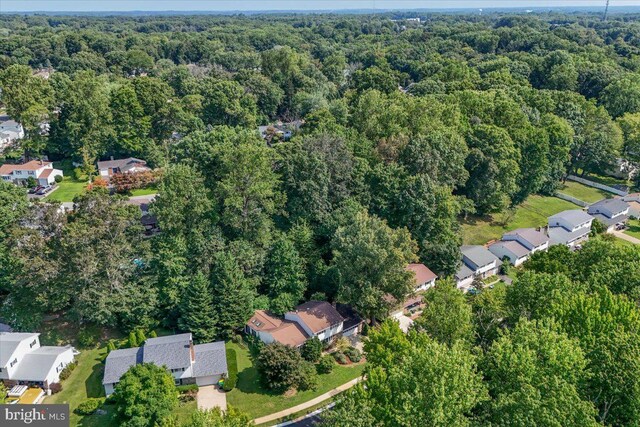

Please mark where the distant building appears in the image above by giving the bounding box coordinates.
[622,193,640,218]
[0,160,63,187]
[587,198,630,233]
[97,157,150,181]
[245,301,358,347]
[0,116,25,150]
[548,209,593,248]
[103,333,227,396]
[258,121,303,143]
[455,245,501,291]
[0,332,75,391]
[489,228,550,266]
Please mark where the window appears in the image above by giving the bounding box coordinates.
[30,339,37,348]
[10,358,17,368]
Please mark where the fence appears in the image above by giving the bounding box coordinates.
[555,192,590,207]
[566,175,629,197]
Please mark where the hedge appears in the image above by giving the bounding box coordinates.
[75,398,101,415]
[224,347,238,391]
[176,384,199,393]
[59,361,78,381]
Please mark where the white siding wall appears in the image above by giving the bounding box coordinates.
[44,349,75,386]
[0,335,40,380]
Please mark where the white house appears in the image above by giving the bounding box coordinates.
[97,157,150,181]
[502,228,550,254]
[0,332,75,391]
[103,334,227,396]
[0,116,24,150]
[246,301,352,347]
[587,198,630,233]
[455,246,501,291]
[406,263,437,291]
[0,161,63,187]
[488,240,530,267]
[548,210,594,248]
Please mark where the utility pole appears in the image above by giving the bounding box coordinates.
[603,0,610,21]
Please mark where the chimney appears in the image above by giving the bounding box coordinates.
[110,156,114,161]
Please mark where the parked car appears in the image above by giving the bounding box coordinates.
[29,186,43,194]
[36,186,52,195]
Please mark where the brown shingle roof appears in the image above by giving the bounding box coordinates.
[0,160,51,175]
[406,263,437,285]
[246,310,308,347]
[288,301,344,334]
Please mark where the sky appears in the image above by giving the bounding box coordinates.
[2,0,639,13]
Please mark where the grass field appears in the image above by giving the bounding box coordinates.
[557,181,611,204]
[462,195,578,245]
[47,161,88,202]
[129,187,157,197]
[225,342,365,419]
[625,219,640,240]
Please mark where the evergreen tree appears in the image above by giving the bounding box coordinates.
[264,235,306,315]
[211,252,254,339]
[178,274,217,343]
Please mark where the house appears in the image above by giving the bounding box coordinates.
[126,195,159,235]
[97,157,150,181]
[488,240,530,267]
[0,116,24,150]
[0,332,75,391]
[605,158,638,181]
[455,245,501,291]
[622,193,640,218]
[547,209,594,248]
[0,160,63,186]
[258,121,303,143]
[502,228,550,254]
[588,198,631,232]
[103,333,227,396]
[405,263,437,291]
[245,301,351,347]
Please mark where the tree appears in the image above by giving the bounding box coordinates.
[263,235,306,315]
[200,79,257,127]
[183,407,253,427]
[601,75,640,118]
[210,252,254,338]
[112,363,178,427]
[331,209,418,322]
[301,337,323,362]
[413,281,474,346]
[178,274,217,343]
[256,342,315,392]
[617,112,640,162]
[109,82,151,156]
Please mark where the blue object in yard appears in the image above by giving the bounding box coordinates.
[133,258,145,267]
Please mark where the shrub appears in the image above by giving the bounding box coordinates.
[73,167,88,181]
[107,340,117,352]
[301,337,323,363]
[54,175,63,183]
[176,384,199,393]
[317,355,334,374]
[257,342,309,392]
[223,348,238,391]
[59,361,78,381]
[333,336,350,352]
[231,334,243,345]
[148,330,158,338]
[77,329,98,348]
[361,322,370,336]
[75,398,101,415]
[333,352,348,365]
[49,382,62,394]
[135,329,146,345]
[344,347,362,363]
[26,176,37,188]
[297,361,318,391]
[128,331,138,348]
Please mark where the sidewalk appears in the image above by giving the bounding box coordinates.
[612,230,640,245]
[253,377,361,426]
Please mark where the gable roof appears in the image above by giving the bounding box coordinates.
[246,310,309,347]
[11,346,73,382]
[503,228,549,248]
[288,301,344,334]
[0,161,51,175]
[455,263,475,281]
[588,198,630,216]
[97,158,147,172]
[461,245,499,268]
[142,333,193,370]
[103,347,143,385]
[193,342,228,377]
[548,210,593,228]
[489,240,530,258]
[0,332,39,367]
[406,263,437,285]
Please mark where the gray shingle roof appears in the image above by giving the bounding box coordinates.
[503,228,549,248]
[588,198,630,217]
[193,342,228,377]
[548,226,590,245]
[489,240,530,258]
[97,157,147,172]
[591,213,629,227]
[142,333,192,370]
[548,210,593,228]
[103,347,143,385]
[0,332,39,366]
[11,346,73,382]
[461,245,499,269]
[455,263,475,281]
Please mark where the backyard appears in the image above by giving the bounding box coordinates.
[462,195,578,245]
[557,180,612,204]
[225,341,365,419]
[46,161,87,202]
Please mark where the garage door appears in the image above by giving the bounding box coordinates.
[196,375,220,386]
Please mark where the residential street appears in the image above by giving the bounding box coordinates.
[612,230,640,245]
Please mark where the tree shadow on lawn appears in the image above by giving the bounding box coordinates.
[86,357,106,399]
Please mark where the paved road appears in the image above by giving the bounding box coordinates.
[612,230,640,245]
[253,378,360,426]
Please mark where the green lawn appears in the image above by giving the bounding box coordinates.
[557,181,611,204]
[46,161,88,202]
[462,195,578,245]
[128,187,157,197]
[625,219,640,240]
[225,342,365,419]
